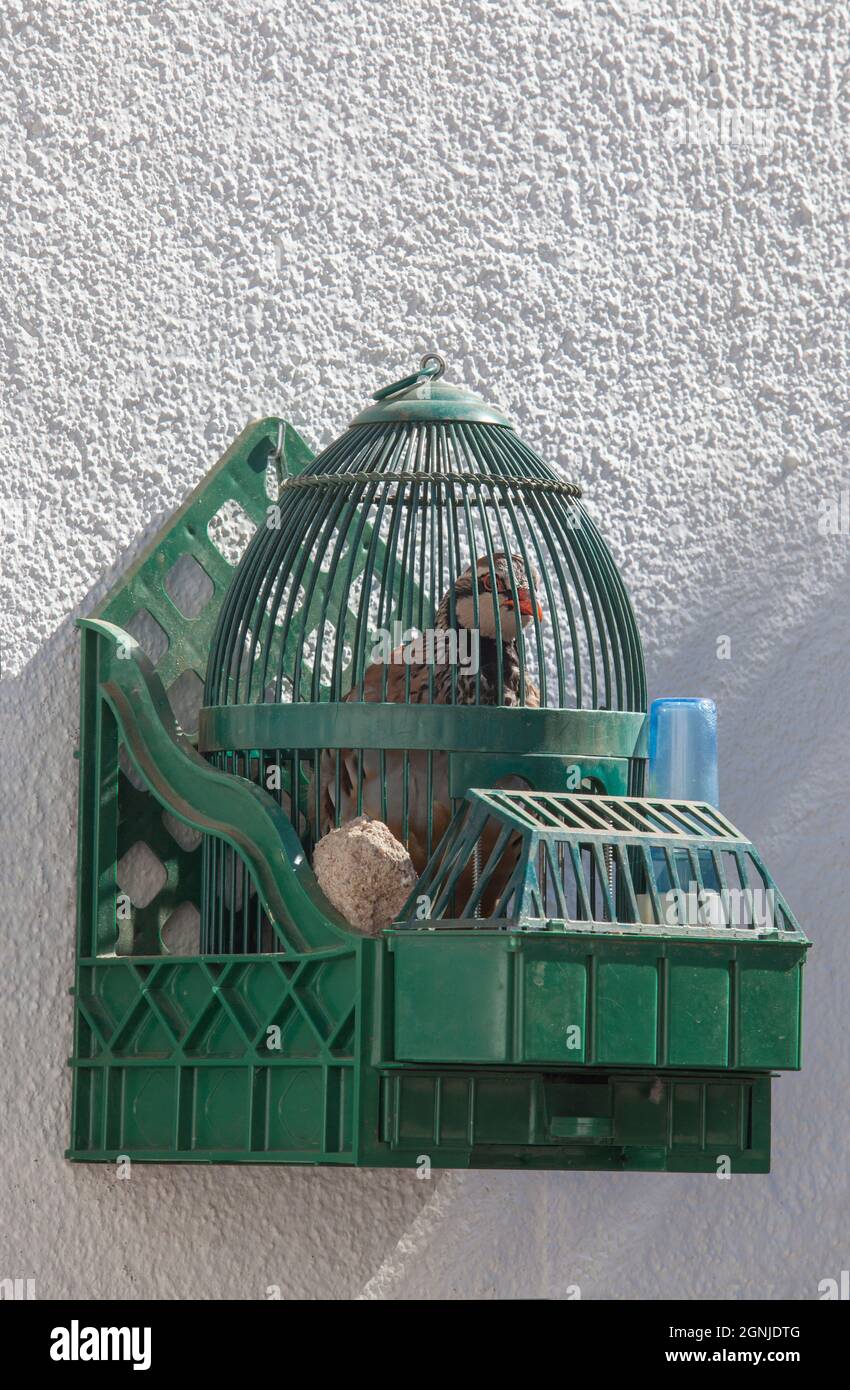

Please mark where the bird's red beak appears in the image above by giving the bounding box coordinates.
[515,588,543,621]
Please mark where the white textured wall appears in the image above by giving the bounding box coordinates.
[1,0,847,1300]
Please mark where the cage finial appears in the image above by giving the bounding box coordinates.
[372,353,446,402]
[355,357,511,425]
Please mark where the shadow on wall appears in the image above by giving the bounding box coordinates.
[648,553,850,850]
[644,556,850,1164]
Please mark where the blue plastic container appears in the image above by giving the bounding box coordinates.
[648,697,719,806]
[648,698,720,906]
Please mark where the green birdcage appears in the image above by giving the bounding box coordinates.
[68,357,808,1173]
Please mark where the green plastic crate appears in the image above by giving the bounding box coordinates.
[67,394,808,1175]
[387,932,804,1071]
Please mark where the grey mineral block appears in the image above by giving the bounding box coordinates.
[312,816,418,934]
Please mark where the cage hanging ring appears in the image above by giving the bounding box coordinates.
[372,353,447,401]
[418,352,446,380]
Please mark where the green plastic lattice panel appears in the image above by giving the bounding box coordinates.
[81,418,311,959]
[71,418,361,1164]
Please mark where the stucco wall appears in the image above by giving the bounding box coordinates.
[1,0,847,1300]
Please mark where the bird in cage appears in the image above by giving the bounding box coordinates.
[315,552,543,901]
[433,551,543,707]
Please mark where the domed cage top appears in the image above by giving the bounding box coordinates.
[199,357,647,952]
